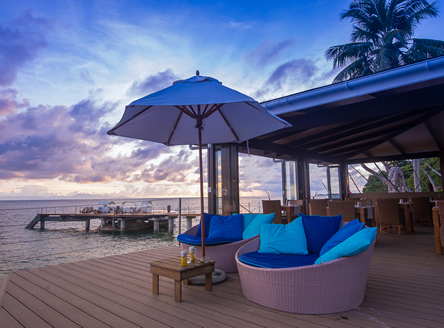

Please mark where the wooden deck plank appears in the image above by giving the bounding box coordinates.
[78,256,359,327]
[1,227,443,328]
[45,264,215,328]
[64,261,234,328]
[30,266,169,328]
[17,270,141,328]
[0,308,25,328]
[2,293,51,328]
[9,272,110,328]
[6,281,81,328]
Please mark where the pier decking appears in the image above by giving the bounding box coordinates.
[26,212,199,232]
[1,226,443,327]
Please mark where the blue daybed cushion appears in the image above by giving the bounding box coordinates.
[242,213,275,240]
[208,214,243,240]
[258,218,308,255]
[300,213,342,254]
[315,227,377,264]
[176,234,240,245]
[319,219,365,256]
[196,213,214,238]
[238,252,319,269]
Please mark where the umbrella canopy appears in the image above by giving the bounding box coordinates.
[108,72,291,258]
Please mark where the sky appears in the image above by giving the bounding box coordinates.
[1,0,443,200]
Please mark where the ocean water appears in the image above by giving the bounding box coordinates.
[0,197,263,280]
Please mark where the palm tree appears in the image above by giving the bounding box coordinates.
[326,0,444,82]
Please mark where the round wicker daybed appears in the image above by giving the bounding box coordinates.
[235,237,376,314]
[180,225,258,273]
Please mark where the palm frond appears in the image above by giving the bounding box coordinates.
[409,38,444,58]
[332,56,375,83]
[325,42,373,68]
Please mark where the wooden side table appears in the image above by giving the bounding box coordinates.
[150,257,215,302]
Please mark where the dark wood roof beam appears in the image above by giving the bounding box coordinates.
[424,120,444,151]
[319,108,443,155]
[347,151,440,164]
[388,140,406,155]
[285,107,431,150]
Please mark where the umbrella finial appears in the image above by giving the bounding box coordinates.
[196,70,200,76]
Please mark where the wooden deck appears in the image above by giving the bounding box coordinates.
[1,226,443,327]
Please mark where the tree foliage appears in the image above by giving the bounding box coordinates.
[326,0,444,82]
[363,158,442,192]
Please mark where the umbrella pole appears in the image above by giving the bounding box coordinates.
[198,125,206,259]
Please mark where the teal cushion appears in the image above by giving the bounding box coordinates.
[208,214,243,240]
[242,213,275,240]
[241,213,258,231]
[258,218,308,255]
[319,219,365,256]
[300,213,342,254]
[315,227,377,264]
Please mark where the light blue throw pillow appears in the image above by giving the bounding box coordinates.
[207,214,243,240]
[315,227,377,264]
[242,213,275,240]
[319,219,365,256]
[258,218,308,255]
[234,213,258,231]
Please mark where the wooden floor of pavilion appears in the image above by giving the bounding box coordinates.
[1,226,443,328]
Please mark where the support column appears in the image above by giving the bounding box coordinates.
[207,144,217,214]
[339,162,350,200]
[120,219,126,231]
[221,143,239,216]
[168,217,173,232]
[186,217,193,230]
[297,157,310,212]
[153,219,160,232]
[440,151,444,191]
[85,219,90,232]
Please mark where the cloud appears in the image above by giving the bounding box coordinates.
[0,88,29,116]
[0,11,52,87]
[239,155,282,197]
[253,58,336,101]
[127,69,179,97]
[245,38,297,67]
[131,148,203,183]
[229,20,254,29]
[0,91,178,184]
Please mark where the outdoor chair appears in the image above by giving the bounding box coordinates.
[287,199,305,215]
[236,218,376,314]
[309,199,328,216]
[411,197,432,226]
[353,198,372,206]
[262,200,283,224]
[375,198,404,234]
[327,200,357,222]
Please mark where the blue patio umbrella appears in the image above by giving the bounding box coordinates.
[108,71,291,258]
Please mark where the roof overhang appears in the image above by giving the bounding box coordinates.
[240,56,444,164]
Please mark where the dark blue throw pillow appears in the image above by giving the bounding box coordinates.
[319,219,365,256]
[208,214,243,240]
[196,213,214,238]
[300,213,342,254]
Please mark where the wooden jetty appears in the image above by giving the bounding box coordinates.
[1,226,443,327]
[26,213,199,232]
